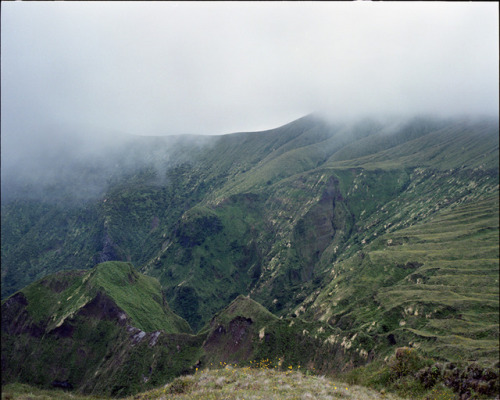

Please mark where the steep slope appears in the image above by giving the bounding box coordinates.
[2,276,498,399]
[1,275,363,397]
[4,261,191,334]
[0,134,215,299]
[1,262,200,397]
[327,117,499,170]
[297,195,499,364]
[1,114,498,362]
[197,295,377,377]
[136,117,498,332]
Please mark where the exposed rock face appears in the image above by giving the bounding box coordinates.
[229,316,253,346]
[95,231,120,263]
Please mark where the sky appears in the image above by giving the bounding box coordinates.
[1,1,499,172]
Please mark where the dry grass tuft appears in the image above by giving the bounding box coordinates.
[128,366,405,400]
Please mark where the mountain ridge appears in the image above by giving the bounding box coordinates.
[1,114,498,398]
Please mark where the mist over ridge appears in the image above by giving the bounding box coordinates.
[2,2,497,205]
[2,2,498,161]
[1,111,498,374]
[1,4,499,396]
[2,112,497,207]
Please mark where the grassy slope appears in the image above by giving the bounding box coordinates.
[1,115,498,369]
[302,194,499,365]
[0,134,216,300]
[14,261,191,334]
[327,118,499,170]
[136,116,498,333]
[131,367,408,400]
[0,200,102,299]
[2,291,495,399]
[319,121,498,365]
[89,262,191,333]
[1,262,201,397]
[200,294,278,332]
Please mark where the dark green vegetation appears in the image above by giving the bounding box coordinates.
[1,262,200,397]
[2,114,499,398]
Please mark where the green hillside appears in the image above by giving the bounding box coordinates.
[300,195,499,363]
[328,118,499,170]
[3,286,498,399]
[1,114,499,398]
[1,262,198,397]
[0,135,213,300]
[16,261,191,334]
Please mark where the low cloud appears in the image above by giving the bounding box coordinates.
[1,2,498,195]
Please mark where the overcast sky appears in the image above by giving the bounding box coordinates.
[1,1,498,162]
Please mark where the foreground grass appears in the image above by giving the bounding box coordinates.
[0,382,105,400]
[2,367,406,400]
[129,366,405,400]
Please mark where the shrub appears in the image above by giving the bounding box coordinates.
[388,347,429,380]
[168,377,194,394]
[416,364,442,389]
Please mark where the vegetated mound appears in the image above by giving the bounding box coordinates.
[4,261,190,334]
[203,294,278,330]
[85,261,191,333]
[199,294,385,377]
[1,262,201,397]
[201,295,278,363]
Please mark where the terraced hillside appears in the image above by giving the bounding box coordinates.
[300,194,499,363]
